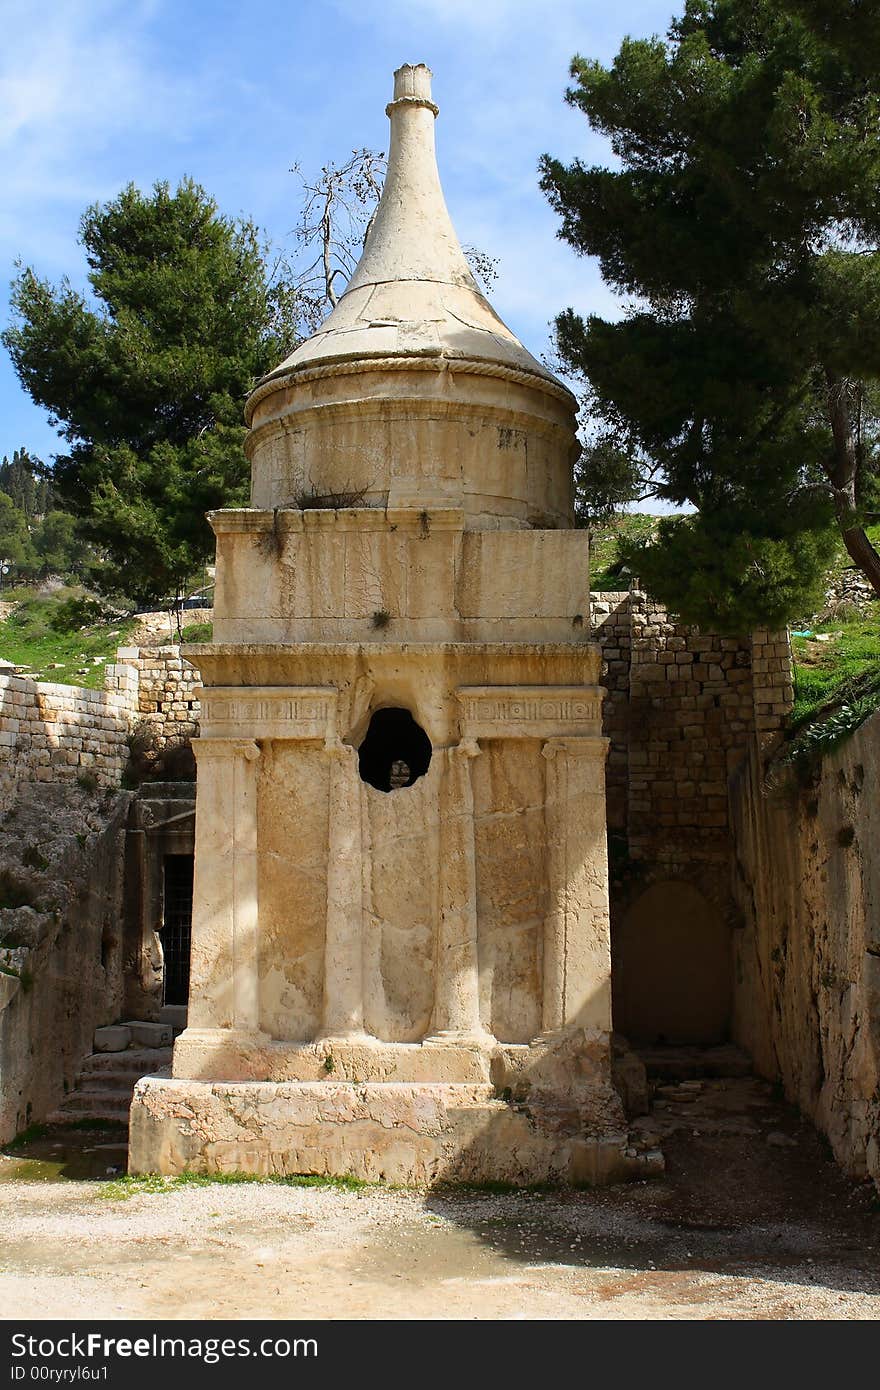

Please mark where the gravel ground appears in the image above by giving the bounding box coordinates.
[1,1077,878,1322]
[0,1177,876,1321]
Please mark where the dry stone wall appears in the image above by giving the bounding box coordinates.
[0,648,201,812]
[122,645,201,747]
[592,589,792,869]
[0,665,137,812]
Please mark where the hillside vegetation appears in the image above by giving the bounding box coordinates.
[0,589,134,689]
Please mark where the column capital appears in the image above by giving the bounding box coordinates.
[449,737,481,761]
[542,736,610,761]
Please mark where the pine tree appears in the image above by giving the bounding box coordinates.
[540,0,880,632]
[3,179,296,610]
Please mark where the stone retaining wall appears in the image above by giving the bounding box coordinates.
[592,590,792,868]
[122,646,201,747]
[0,648,201,812]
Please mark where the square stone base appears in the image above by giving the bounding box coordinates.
[128,1077,633,1187]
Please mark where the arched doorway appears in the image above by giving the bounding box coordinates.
[613,880,731,1045]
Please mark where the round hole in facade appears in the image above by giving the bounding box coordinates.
[358,708,432,792]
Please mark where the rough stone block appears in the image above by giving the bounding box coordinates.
[126,1021,173,1048]
[94,1025,131,1052]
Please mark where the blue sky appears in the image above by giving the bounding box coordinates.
[0,0,677,465]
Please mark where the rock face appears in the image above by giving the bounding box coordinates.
[730,710,880,1186]
[0,785,131,1141]
[130,64,623,1184]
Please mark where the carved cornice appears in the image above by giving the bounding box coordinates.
[197,686,338,744]
[457,685,604,740]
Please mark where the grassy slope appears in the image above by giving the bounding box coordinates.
[589,514,660,590]
[789,523,880,733]
[0,589,135,689]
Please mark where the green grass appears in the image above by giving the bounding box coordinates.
[180,621,212,643]
[779,602,880,772]
[588,514,662,590]
[99,1170,370,1199]
[790,613,880,729]
[0,588,135,687]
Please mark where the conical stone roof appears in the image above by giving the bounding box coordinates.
[260,64,564,391]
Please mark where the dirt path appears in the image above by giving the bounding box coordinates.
[1,1078,878,1321]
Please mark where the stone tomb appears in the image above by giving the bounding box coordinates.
[129,64,627,1184]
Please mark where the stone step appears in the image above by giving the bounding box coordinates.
[638,1043,752,1082]
[46,1110,132,1129]
[55,1090,132,1117]
[77,1048,173,1079]
[93,1025,131,1052]
[93,1021,175,1053]
[75,1068,169,1094]
[121,1021,173,1049]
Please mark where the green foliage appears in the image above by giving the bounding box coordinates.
[620,507,835,632]
[0,449,50,521]
[3,179,296,608]
[779,686,880,776]
[0,492,36,578]
[0,449,88,583]
[32,511,89,581]
[48,595,104,633]
[541,0,880,629]
[790,613,880,728]
[0,589,134,687]
[589,513,660,589]
[179,621,212,643]
[769,604,880,779]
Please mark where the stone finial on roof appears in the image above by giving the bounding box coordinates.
[260,63,565,390]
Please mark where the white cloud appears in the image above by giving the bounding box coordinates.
[0,0,202,271]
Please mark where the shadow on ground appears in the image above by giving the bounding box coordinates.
[423,1075,880,1300]
[0,1122,127,1181]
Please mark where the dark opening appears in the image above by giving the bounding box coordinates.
[358,707,432,793]
[100,925,116,973]
[612,881,731,1045]
[161,854,193,1005]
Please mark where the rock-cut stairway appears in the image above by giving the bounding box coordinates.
[48,1019,179,1127]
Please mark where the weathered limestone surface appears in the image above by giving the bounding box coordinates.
[210,511,589,645]
[131,63,620,1184]
[129,1074,630,1187]
[730,711,880,1186]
